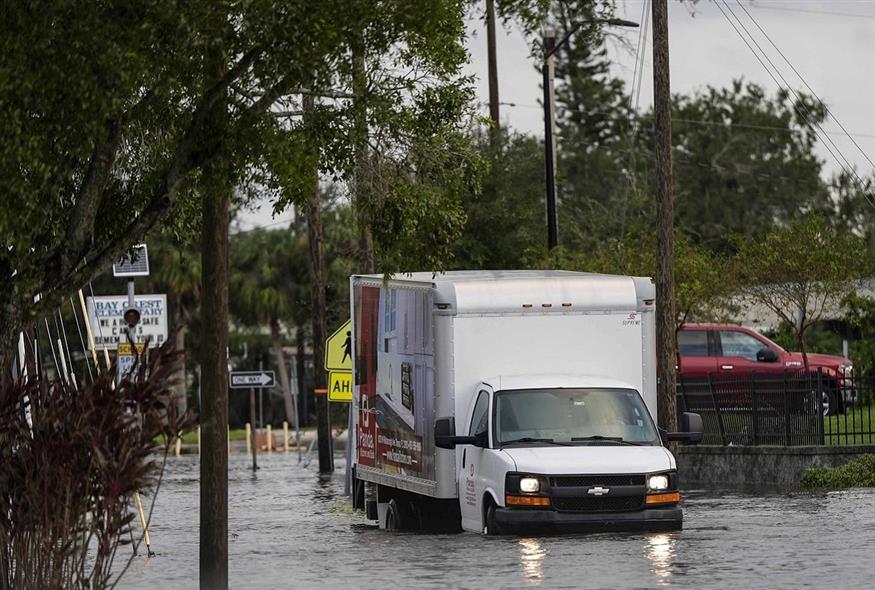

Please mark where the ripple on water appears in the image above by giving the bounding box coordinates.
[118,453,875,589]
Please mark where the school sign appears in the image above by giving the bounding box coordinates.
[86,294,168,350]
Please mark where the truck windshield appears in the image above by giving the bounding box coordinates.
[494,388,659,446]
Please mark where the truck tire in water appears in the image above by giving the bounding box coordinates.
[386,499,404,531]
[484,502,504,536]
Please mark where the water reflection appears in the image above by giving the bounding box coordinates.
[518,537,546,583]
[644,533,676,585]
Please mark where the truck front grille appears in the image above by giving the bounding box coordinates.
[553,495,645,513]
[551,475,645,487]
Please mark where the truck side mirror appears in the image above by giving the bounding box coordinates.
[665,412,704,445]
[757,348,779,363]
[434,417,478,449]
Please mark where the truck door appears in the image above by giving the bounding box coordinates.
[459,388,491,532]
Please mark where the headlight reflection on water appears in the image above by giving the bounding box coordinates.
[518,537,546,582]
[645,533,677,585]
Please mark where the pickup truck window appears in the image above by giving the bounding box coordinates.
[719,330,767,361]
[678,330,709,357]
[469,390,490,436]
[494,388,658,446]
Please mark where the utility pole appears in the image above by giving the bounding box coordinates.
[541,19,638,251]
[542,29,558,250]
[304,95,333,473]
[486,0,500,130]
[651,0,678,434]
[199,147,231,587]
[200,7,230,583]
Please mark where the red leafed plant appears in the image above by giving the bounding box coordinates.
[0,343,194,590]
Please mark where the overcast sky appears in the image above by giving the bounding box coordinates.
[238,0,875,231]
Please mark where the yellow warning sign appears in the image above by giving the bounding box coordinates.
[328,371,352,403]
[324,319,352,371]
[117,342,146,356]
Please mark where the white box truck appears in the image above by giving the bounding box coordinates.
[350,270,702,534]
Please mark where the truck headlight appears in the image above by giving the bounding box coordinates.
[647,474,669,491]
[519,477,540,493]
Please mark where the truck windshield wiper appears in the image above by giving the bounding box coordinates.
[501,437,571,446]
[571,435,643,446]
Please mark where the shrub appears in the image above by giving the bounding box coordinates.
[800,454,875,489]
[0,344,193,589]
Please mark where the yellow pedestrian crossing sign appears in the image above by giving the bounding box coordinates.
[324,319,352,371]
[328,371,352,402]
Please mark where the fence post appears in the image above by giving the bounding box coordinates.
[708,373,727,445]
[751,371,759,446]
[678,377,690,414]
[816,369,825,446]
[782,370,791,446]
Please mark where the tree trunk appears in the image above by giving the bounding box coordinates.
[352,36,376,274]
[652,0,678,434]
[171,299,188,416]
[199,33,230,589]
[295,325,306,426]
[304,94,333,472]
[270,316,295,426]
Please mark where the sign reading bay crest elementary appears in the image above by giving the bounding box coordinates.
[86,294,168,350]
[324,319,352,402]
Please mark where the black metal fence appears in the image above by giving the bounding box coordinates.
[676,369,875,446]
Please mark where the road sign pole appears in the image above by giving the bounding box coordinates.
[249,388,258,472]
[258,358,264,428]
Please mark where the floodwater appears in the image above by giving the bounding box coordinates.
[118,452,875,589]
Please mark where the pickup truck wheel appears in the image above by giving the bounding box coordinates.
[484,502,504,536]
[822,390,840,417]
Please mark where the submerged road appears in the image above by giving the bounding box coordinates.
[119,453,875,589]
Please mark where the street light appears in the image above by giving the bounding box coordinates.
[543,18,639,250]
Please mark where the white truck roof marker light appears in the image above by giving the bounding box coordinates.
[542,303,552,308]
[562,302,572,307]
[522,304,533,308]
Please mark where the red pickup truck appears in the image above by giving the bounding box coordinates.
[678,323,855,416]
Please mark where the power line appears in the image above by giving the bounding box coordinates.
[735,0,875,171]
[492,102,875,138]
[746,4,875,20]
[716,0,875,210]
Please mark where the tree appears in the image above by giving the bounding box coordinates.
[0,0,482,372]
[229,228,308,427]
[453,131,545,269]
[733,214,869,368]
[580,231,735,327]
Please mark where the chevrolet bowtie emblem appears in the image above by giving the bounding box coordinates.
[588,486,610,496]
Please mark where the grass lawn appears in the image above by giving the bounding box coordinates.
[155,428,248,446]
[824,403,875,446]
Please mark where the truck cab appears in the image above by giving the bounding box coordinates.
[440,375,694,533]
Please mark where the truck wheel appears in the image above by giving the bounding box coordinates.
[484,502,504,536]
[821,390,840,417]
[386,499,404,531]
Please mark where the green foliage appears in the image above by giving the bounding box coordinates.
[668,81,830,252]
[734,214,867,339]
[453,130,545,269]
[561,230,734,325]
[800,454,875,489]
[0,0,481,355]
[0,346,193,589]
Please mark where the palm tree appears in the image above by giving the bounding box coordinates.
[230,227,309,426]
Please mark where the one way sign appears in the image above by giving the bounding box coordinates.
[230,371,276,389]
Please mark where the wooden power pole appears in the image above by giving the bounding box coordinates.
[199,132,231,590]
[651,0,677,433]
[304,95,333,473]
[486,0,500,130]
